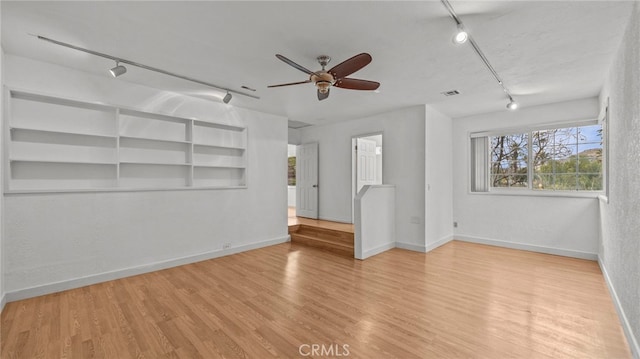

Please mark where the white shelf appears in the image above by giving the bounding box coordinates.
[193,119,245,131]
[10,158,117,165]
[120,161,191,166]
[5,89,249,193]
[120,135,191,145]
[10,126,117,139]
[193,143,245,150]
[193,164,245,169]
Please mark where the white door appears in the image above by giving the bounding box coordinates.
[356,138,377,194]
[296,142,319,219]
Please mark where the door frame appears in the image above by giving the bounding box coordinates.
[296,142,319,219]
[351,131,383,223]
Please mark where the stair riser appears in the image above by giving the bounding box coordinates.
[291,234,354,257]
[295,228,354,245]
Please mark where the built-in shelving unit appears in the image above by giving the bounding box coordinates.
[5,89,247,193]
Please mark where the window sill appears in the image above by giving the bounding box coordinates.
[470,189,603,199]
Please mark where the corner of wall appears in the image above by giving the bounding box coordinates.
[0,31,5,313]
[598,258,640,359]
[598,2,640,356]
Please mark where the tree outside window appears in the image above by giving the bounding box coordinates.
[489,124,602,191]
[288,156,296,186]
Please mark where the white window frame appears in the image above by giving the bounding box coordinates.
[469,119,605,198]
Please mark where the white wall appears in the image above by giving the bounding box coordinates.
[452,98,601,259]
[425,105,453,250]
[354,185,395,259]
[3,55,289,300]
[298,106,426,248]
[288,127,301,145]
[0,44,5,310]
[599,2,640,355]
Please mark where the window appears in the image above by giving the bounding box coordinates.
[471,122,603,193]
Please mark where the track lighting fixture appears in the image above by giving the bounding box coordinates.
[453,24,468,44]
[35,35,259,100]
[109,61,127,77]
[440,0,519,111]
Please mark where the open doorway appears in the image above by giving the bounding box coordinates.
[288,144,297,219]
[351,133,383,222]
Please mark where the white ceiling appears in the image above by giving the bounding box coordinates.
[1,1,633,127]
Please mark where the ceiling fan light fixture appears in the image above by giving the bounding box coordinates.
[316,81,331,94]
[109,61,127,77]
[453,24,468,44]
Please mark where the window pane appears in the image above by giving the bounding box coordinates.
[577,173,602,190]
[533,174,553,190]
[490,133,528,188]
[554,173,578,190]
[578,125,603,144]
[491,174,509,187]
[484,123,602,192]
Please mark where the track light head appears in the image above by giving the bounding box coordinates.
[453,25,468,44]
[506,98,519,110]
[223,92,232,104]
[109,62,127,77]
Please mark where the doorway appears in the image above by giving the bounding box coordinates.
[351,133,383,222]
[287,144,297,219]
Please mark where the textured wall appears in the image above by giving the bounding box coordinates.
[452,98,602,258]
[425,106,453,246]
[298,106,426,247]
[3,55,289,297]
[599,2,640,355]
[0,42,4,310]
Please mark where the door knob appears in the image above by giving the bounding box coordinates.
[312,184,318,188]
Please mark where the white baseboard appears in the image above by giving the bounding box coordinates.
[0,292,6,313]
[455,235,598,260]
[359,242,396,260]
[599,259,640,359]
[395,241,426,253]
[425,235,453,252]
[5,235,290,303]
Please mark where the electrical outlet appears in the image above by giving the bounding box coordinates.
[223,242,231,249]
[453,221,458,228]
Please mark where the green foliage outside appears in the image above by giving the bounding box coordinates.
[288,157,296,186]
[490,125,602,191]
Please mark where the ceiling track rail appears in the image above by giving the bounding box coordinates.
[35,35,260,100]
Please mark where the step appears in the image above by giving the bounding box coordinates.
[290,232,354,257]
[294,226,354,246]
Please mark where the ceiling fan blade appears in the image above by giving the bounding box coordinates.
[334,78,380,91]
[276,54,320,77]
[317,89,330,101]
[268,80,312,88]
[328,53,372,79]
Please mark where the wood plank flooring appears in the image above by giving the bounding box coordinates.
[1,241,631,358]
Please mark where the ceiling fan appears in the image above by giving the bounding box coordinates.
[268,53,380,101]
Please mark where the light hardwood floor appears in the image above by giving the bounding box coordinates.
[1,241,631,358]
